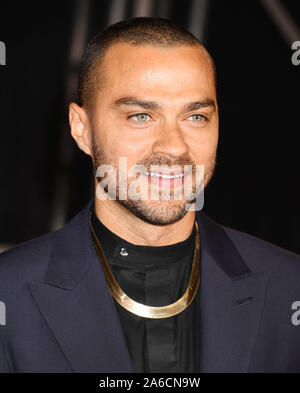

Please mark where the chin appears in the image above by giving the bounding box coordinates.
[117,198,190,226]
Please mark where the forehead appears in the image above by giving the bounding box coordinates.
[98,42,216,103]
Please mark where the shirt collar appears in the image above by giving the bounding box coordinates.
[90,203,196,266]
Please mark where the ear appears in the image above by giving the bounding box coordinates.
[69,102,92,156]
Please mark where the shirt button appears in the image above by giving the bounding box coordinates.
[120,247,128,256]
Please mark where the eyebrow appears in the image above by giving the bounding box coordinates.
[183,100,215,111]
[112,96,216,112]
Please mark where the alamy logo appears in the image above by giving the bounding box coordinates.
[0,301,6,325]
[0,41,6,66]
[291,41,300,66]
[291,301,300,326]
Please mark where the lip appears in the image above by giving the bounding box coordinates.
[142,171,185,179]
[141,171,186,190]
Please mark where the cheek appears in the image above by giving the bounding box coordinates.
[98,135,147,171]
[107,135,153,167]
[95,116,149,156]
[189,132,218,165]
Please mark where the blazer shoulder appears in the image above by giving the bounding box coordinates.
[0,200,93,293]
[221,223,300,274]
[0,230,55,289]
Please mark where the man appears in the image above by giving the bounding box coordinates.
[0,17,299,373]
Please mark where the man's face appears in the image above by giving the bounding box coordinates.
[89,42,218,225]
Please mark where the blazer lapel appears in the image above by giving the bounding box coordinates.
[29,200,134,373]
[196,211,269,373]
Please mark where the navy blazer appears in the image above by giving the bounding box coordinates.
[0,198,300,373]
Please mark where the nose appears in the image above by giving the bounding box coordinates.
[152,121,189,158]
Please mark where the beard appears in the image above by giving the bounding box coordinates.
[91,134,216,226]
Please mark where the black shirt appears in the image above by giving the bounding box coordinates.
[90,206,200,373]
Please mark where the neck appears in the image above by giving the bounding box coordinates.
[94,197,195,247]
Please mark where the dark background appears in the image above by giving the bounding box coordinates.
[0,0,299,253]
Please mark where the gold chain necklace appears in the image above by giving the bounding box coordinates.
[89,212,200,319]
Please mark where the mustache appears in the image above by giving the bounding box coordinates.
[137,154,196,171]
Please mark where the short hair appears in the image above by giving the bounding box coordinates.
[78,17,216,111]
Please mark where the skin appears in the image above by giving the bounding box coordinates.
[69,42,218,246]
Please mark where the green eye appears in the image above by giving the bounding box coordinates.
[131,113,150,122]
[189,114,204,121]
